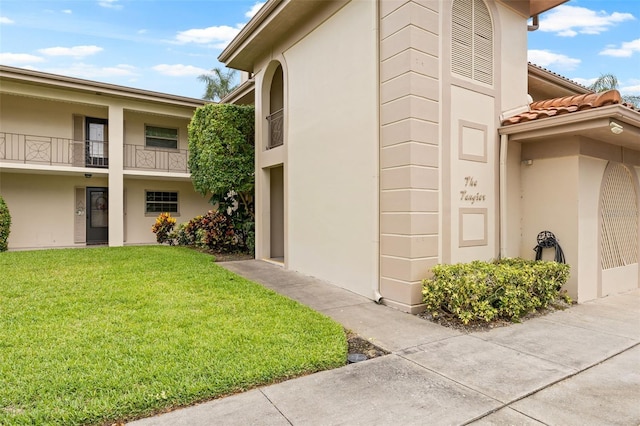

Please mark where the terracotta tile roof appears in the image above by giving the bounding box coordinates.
[501,89,636,126]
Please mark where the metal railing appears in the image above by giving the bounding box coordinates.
[266,109,284,149]
[124,144,189,173]
[0,132,188,173]
[0,132,80,166]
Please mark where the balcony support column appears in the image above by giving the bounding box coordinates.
[108,104,124,247]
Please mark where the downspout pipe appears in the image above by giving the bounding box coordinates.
[528,15,539,31]
[499,134,508,259]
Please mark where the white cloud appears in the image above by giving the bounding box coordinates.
[599,38,640,57]
[528,50,581,71]
[572,77,597,87]
[0,16,14,24]
[138,29,147,34]
[39,45,103,57]
[152,64,209,77]
[175,25,242,49]
[245,2,266,19]
[539,5,635,37]
[0,53,45,65]
[62,9,72,14]
[621,82,640,95]
[45,63,137,79]
[98,0,123,10]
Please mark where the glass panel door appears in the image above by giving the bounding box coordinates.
[86,117,109,168]
[86,187,108,244]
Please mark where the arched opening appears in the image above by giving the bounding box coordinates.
[259,61,285,263]
[599,162,639,296]
[267,64,284,149]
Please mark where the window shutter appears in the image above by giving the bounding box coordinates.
[451,0,493,86]
[473,0,493,85]
[452,0,473,79]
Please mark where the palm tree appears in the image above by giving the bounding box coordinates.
[198,67,237,101]
[589,73,640,107]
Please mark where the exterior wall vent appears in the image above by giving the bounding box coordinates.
[451,0,493,85]
[600,163,639,270]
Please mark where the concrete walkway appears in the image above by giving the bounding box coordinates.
[130,260,640,426]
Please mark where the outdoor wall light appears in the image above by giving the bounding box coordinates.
[610,120,624,135]
[84,173,92,178]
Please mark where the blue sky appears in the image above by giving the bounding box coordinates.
[1,0,638,99]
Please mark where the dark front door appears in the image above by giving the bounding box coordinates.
[86,117,108,167]
[86,187,108,244]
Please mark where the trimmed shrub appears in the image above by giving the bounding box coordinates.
[159,210,243,253]
[151,212,176,244]
[0,195,11,252]
[422,258,570,324]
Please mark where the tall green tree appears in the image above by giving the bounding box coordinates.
[589,73,640,107]
[198,67,238,101]
[188,103,255,220]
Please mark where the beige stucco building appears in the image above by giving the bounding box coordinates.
[219,0,640,312]
[0,66,212,249]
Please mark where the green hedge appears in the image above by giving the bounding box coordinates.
[0,195,11,252]
[422,258,570,324]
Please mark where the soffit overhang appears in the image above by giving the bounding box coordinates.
[499,105,640,151]
[0,65,207,108]
[528,63,591,100]
[220,78,256,105]
[497,0,569,18]
[218,0,347,72]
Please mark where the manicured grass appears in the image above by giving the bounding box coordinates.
[0,246,347,425]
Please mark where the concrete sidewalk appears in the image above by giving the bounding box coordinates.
[130,260,640,426]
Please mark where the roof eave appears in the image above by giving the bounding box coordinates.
[220,79,256,104]
[530,0,569,17]
[528,63,591,95]
[218,0,284,68]
[499,105,640,148]
[0,65,208,107]
[498,0,568,18]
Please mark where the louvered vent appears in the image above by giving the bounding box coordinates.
[600,164,639,270]
[451,0,493,85]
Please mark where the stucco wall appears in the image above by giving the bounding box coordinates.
[0,93,106,138]
[0,173,210,249]
[449,86,497,264]
[282,0,378,298]
[0,173,108,249]
[577,155,607,301]
[123,111,191,149]
[520,156,580,298]
[123,178,211,244]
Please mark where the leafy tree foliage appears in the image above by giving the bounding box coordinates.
[188,103,255,221]
[198,67,238,101]
[0,194,11,252]
[589,73,640,107]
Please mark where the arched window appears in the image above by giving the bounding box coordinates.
[600,163,639,269]
[267,64,284,149]
[451,0,493,85]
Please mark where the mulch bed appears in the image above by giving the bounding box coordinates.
[416,299,574,333]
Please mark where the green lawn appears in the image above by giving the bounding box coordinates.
[0,246,347,425]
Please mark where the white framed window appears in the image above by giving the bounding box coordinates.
[145,125,178,149]
[145,191,178,214]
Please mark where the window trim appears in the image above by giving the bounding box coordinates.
[144,190,180,216]
[144,124,179,150]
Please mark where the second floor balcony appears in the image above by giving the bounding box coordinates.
[0,132,189,173]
